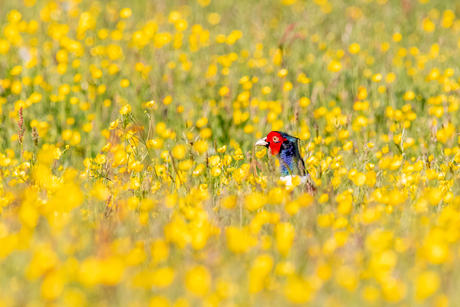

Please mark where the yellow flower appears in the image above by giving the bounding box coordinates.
[91,181,110,200]
[149,296,170,307]
[243,124,254,134]
[382,278,406,302]
[245,193,267,211]
[357,86,367,100]
[94,154,106,165]
[70,131,81,145]
[11,81,22,94]
[100,257,125,285]
[200,128,212,139]
[255,148,266,159]
[193,140,208,154]
[113,148,127,166]
[0,39,10,54]
[175,19,188,31]
[41,272,64,300]
[317,214,333,228]
[218,86,229,97]
[275,223,295,256]
[372,73,382,82]
[415,271,440,301]
[393,32,402,42]
[151,239,169,264]
[426,169,437,180]
[163,95,172,105]
[362,286,380,302]
[178,159,192,171]
[318,193,329,203]
[284,276,313,303]
[226,226,252,254]
[172,145,186,159]
[423,18,435,33]
[207,13,221,25]
[119,104,131,115]
[335,265,358,292]
[403,91,415,100]
[283,81,293,91]
[249,254,274,293]
[278,69,288,78]
[120,79,130,88]
[53,148,62,160]
[349,43,360,54]
[343,141,353,151]
[120,8,132,18]
[185,266,211,297]
[353,172,366,186]
[10,65,22,75]
[211,166,221,177]
[424,241,449,264]
[299,97,310,108]
[221,195,237,209]
[192,164,205,177]
[328,60,342,72]
[146,138,164,149]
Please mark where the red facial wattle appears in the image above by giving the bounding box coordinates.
[266,131,286,156]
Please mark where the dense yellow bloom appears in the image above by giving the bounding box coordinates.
[335,265,358,292]
[185,266,211,297]
[284,276,313,303]
[149,296,170,307]
[0,1,459,306]
[382,278,406,302]
[41,272,64,300]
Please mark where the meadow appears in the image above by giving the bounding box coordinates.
[0,0,460,306]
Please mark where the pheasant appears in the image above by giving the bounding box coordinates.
[255,131,316,194]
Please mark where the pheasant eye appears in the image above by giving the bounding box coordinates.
[272,136,279,142]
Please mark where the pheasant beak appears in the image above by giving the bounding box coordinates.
[255,137,269,147]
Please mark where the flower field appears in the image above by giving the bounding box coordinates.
[1,0,460,306]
